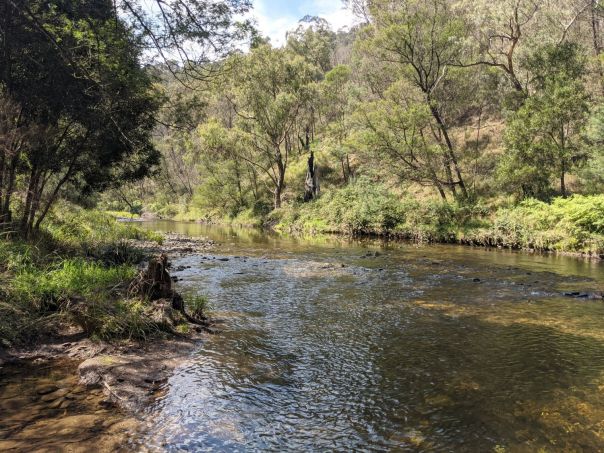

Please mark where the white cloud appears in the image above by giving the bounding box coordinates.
[252,0,358,47]
[306,0,358,31]
[252,2,298,47]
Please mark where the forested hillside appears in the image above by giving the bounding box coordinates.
[98,0,604,254]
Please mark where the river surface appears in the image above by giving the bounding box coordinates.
[134,222,604,452]
[3,222,604,452]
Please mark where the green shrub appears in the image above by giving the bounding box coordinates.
[275,177,406,234]
[489,195,604,253]
[273,178,486,241]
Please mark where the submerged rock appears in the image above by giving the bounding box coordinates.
[563,291,603,300]
[36,384,58,395]
[40,388,70,402]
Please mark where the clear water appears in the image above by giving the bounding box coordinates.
[131,222,604,452]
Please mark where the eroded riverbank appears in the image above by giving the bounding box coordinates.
[0,233,218,451]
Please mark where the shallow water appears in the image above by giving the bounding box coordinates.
[135,222,604,452]
[3,222,604,452]
[0,359,139,452]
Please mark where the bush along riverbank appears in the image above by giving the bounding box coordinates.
[263,181,604,259]
[0,204,217,410]
[138,181,604,259]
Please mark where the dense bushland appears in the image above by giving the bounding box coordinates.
[269,179,604,256]
[94,1,604,258]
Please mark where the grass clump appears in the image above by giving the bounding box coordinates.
[0,203,170,347]
[188,294,209,317]
[12,259,136,310]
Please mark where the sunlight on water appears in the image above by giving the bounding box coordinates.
[131,222,604,451]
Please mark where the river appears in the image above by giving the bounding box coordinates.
[3,222,604,451]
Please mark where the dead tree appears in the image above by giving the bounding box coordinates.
[301,126,319,201]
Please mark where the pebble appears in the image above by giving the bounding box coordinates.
[36,385,58,395]
[48,397,66,409]
[40,388,70,402]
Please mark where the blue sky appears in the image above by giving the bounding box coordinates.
[252,0,357,46]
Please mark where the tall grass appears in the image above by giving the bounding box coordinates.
[0,204,166,346]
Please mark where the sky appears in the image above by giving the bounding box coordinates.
[252,0,358,46]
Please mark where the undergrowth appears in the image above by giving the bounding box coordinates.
[271,179,604,256]
[0,204,171,347]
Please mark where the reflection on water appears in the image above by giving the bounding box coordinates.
[132,222,604,451]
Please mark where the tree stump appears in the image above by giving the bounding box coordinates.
[129,253,172,300]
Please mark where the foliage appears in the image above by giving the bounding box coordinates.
[274,189,604,254]
[0,0,161,235]
[272,177,487,242]
[487,196,604,253]
[0,204,165,346]
[499,43,590,199]
[80,1,604,259]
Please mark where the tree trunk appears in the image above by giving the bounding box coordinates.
[429,104,468,198]
[345,154,352,181]
[302,128,319,202]
[27,174,47,233]
[432,173,447,200]
[592,1,604,95]
[0,153,5,221]
[274,158,285,209]
[560,162,567,198]
[442,156,457,197]
[21,166,40,236]
[274,184,282,209]
[304,151,319,201]
[1,154,19,222]
[34,160,76,230]
[340,157,348,184]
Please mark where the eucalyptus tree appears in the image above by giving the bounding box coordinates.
[228,45,318,208]
[359,0,470,198]
[355,81,450,199]
[190,119,262,216]
[319,65,356,183]
[456,0,543,94]
[500,43,590,199]
[287,16,337,73]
